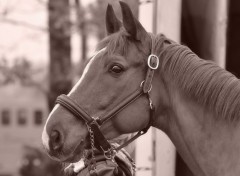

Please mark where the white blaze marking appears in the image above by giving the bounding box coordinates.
[41,48,106,147]
[68,47,106,96]
[42,104,60,148]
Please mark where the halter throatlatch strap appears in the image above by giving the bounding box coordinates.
[115,103,155,152]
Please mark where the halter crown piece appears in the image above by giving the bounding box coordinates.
[55,39,159,175]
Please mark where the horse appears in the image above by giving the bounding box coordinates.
[42,2,240,176]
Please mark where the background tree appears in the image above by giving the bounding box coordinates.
[0,57,13,84]
[48,0,72,110]
[0,57,47,91]
[75,0,88,62]
[19,146,64,176]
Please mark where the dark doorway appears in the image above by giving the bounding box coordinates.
[226,0,240,78]
[178,0,240,175]
[176,0,228,175]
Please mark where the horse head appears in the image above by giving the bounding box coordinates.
[41,2,169,162]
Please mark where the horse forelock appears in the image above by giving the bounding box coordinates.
[154,34,240,122]
[97,30,130,57]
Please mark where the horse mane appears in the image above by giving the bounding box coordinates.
[96,30,240,122]
[154,34,240,122]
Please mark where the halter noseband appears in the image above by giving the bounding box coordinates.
[55,53,159,160]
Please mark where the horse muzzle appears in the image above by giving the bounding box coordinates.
[42,127,85,162]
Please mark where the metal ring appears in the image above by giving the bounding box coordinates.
[147,84,152,93]
[140,80,145,88]
[148,96,153,109]
[147,54,159,70]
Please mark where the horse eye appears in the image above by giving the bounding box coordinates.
[110,65,124,74]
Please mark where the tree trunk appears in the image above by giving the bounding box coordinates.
[75,0,87,62]
[48,0,72,110]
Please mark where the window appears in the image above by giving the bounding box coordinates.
[1,109,10,125]
[34,110,43,125]
[18,109,27,125]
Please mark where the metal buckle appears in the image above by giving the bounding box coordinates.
[147,54,159,70]
[101,146,116,160]
[140,80,152,93]
[92,117,101,126]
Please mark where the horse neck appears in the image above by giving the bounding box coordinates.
[153,53,240,176]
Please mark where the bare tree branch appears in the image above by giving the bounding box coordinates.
[0,0,18,16]
[36,0,47,6]
[139,0,153,4]
[0,17,47,32]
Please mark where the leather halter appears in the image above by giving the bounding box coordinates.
[55,53,159,159]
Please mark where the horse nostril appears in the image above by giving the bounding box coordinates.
[50,130,63,151]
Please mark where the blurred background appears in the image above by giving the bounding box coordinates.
[0,0,239,176]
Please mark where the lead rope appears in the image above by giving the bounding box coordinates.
[87,125,98,175]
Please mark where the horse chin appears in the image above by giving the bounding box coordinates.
[48,140,87,163]
[60,151,84,163]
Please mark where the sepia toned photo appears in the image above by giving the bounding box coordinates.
[0,0,239,176]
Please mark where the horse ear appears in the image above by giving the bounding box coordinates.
[119,1,148,41]
[106,4,121,35]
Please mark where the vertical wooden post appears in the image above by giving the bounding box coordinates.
[153,0,182,176]
[154,0,182,42]
[212,0,228,68]
[137,1,181,175]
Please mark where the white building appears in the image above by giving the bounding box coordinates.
[0,82,48,176]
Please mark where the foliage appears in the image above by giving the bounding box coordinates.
[12,57,31,82]
[0,56,30,85]
[0,57,13,84]
[19,146,65,176]
[0,57,48,94]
